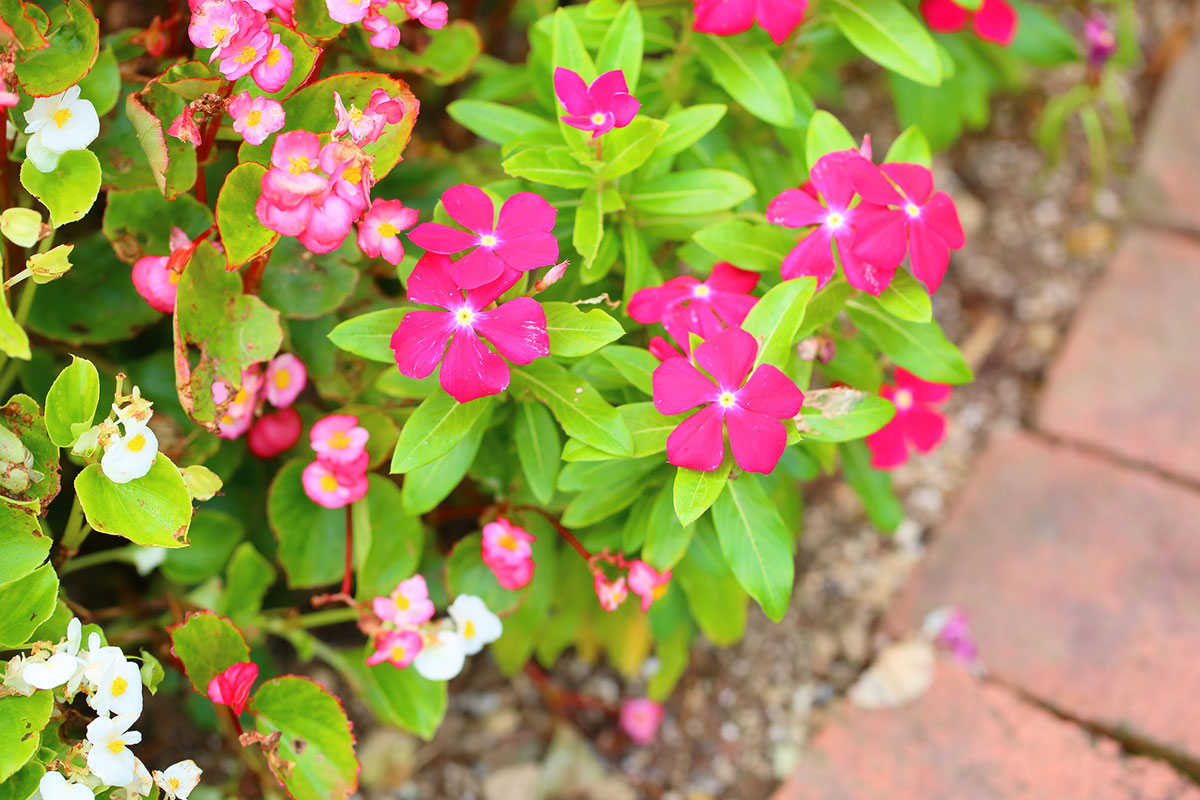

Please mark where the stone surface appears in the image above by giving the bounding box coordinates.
[1038,229,1200,482]
[1133,38,1200,234]
[887,432,1200,756]
[775,660,1199,800]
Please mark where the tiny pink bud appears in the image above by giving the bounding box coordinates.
[247,407,302,459]
[207,661,258,716]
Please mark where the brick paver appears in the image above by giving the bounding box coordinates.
[1133,39,1200,234]
[1038,230,1200,483]
[775,660,1200,800]
[887,432,1200,756]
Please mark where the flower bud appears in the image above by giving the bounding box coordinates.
[247,407,303,459]
[27,244,74,284]
[1,208,44,248]
[532,260,569,293]
[181,464,223,501]
[0,426,43,497]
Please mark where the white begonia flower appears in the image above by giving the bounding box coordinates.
[131,547,167,576]
[37,771,94,800]
[22,652,80,691]
[88,657,143,718]
[22,85,99,173]
[85,714,142,788]
[100,418,158,485]
[153,760,203,800]
[123,757,153,799]
[3,655,38,696]
[82,632,125,689]
[447,595,502,656]
[412,630,467,682]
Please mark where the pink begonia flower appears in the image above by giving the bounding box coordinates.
[366,630,424,668]
[214,18,272,81]
[251,34,294,93]
[481,517,536,590]
[919,0,1017,45]
[256,132,362,255]
[619,698,664,746]
[213,368,264,440]
[652,327,804,474]
[407,184,559,290]
[594,574,628,612]
[0,91,17,108]
[309,414,369,464]
[372,575,436,626]
[301,455,369,508]
[228,91,285,146]
[390,253,550,403]
[131,226,191,313]
[865,368,951,469]
[333,91,386,144]
[326,0,371,24]
[626,561,671,612]
[767,150,897,295]
[167,108,202,145]
[363,12,401,48]
[265,352,307,407]
[247,407,302,458]
[206,661,258,716]
[188,0,246,50]
[553,68,640,139]
[358,200,419,265]
[629,261,759,336]
[368,88,407,123]
[692,0,807,45]
[404,0,449,30]
[845,161,965,294]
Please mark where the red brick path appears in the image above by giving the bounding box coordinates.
[777,34,1200,800]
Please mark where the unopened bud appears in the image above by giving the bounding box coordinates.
[1,208,44,248]
[0,426,42,497]
[181,464,223,501]
[532,260,569,293]
[0,426,25,463]
[27,244,74,284]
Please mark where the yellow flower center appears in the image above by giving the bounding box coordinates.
[222,414,235,425]
[905,202,920,218]
[718,391,737,408]
[52,108,72,128]
[389,645,407,662]
[126,434,147,453]
[377,222,399,237]
[111,676,128,697]
[328,430,350,449]
[246,109,262,127]
[266,47,281,66]
[590,112,606,125]
[213,25,229,43]
[319,474,338,492]
[349,106,364,123]
[168,270,181,286]
[479,234,497,247]
[343,165,362,184]
[233,388,248,404]
[274,369,290,389]
[288,155,312,175]
[652,583,668,600]
[693,284,711,298]
[499,534,517,551]
[236,45,258,64]
[168,778,181,791]
[894,388,914,410]
[455,309,474,326]
[464,620,476,639]
[396,594,410,610]
[107,739,126,754]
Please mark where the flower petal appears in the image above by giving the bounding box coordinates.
[553,67,593,116]
[610,93,641,127]
[725,407,787,474]
[627,278,697,324]
[780,229,836,286]
[652,357,719,414]
[406,253,461,309]
[693,0,755,36]
[449,246,505,289]
[706,261,759,294]
[473,298,549,365]
[973,0,1017,45]
[666,404,727,472]
[850,204,909,268]
[919,0,969,31]
[495,232,559,270]
[442,184,495,234]
[694,326,758,390]
[866,419,909,469]
[755,0,807,44]
[497,192,557,240]
[923,191,965,248]
[908,218,951,293]
[391,310,454,378]
[710,292,758,327]
[440,328,510,402]
[903,404,947,453]
[895,367,952,404]
[880,162,934,204]
[845,157,906,206]
[588,70,630,109]
[408,221,478,255]
[837,232,898,296]
[737,364,804,418]
[767,187,828,228]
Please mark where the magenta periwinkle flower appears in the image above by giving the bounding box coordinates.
[865,368,951,469]
[919,0,1017,46]
[390,253,550,403]
[629,261,759,348]
[357,200,418,266]
[553,68,640,139]
[407,184,559,290]
[229,91,285,146]
[692,0,807,45]
[652,327,804,474]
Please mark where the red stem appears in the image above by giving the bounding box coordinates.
[341,504,353,596]
[513,505,592,561]
[523,661,614,714]
[228,706,244,737]
[194,82,234,205]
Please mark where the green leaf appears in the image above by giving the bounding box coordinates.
[600,117,668,180]
[711,476,794,621]
[221,542,276,621]
[692,219,795,273]
[543,302,624,357]
[372,20,482,86]
[0,394,60,513]
[0,290,29,361]
[596,0,643,88]
[617,401,682,456]
[806,110,857,171]
[0,505,51,585]
[0,0,48,51]
[641,482,693,570]
[260,237,360,320]
[0,692,52,784]
[75,455,193,547]
[13,0,98,96]
[251,676,359,800]
[674,523,747,645]
[796,277,854,338]
[328,308,408,363]
[0,760,42,800]
[884,125,932,167]
[400,406,490,515]
[19,150,101,228]
[561,474,645,527]
[1008,0,1082,67]
[876,269,932,323]
[391,391,493,473]
[502,147,595,188]
[628,169,755,215]
[799,388,896,441]
[101,188,213,257]
[596,345,658,394]
[511,360,633,457]
[830,0,943,87]
[840,440,903,531]
[673,459,732,526]
[514,401,560,505]
[43,356,98,448]
[573,186,604,270]
[167,611,250,696]
[652,104,726,160]
[161,510,244,584]
[125,62,214,199]
[447,100,554,146]
[741,277,817,368]
[76,44,119,115]
[216,162,279,270]
[552,8,597,80]
[353,653,447,740]
[0,564,58,648]
[695,35,793,127]
[845,296,972,384]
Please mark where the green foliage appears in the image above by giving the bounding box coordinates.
[168,611,251,696]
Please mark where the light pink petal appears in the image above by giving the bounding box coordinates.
[440,328,511,402]
[923,192,965,249]
[767,187,828,229]
[553,67,593,116]
[737,364,803,418]
[627,279,698,324]
[391,310,455,378]
[755,0,807,44]
[406,252,462,309]
[837,231,898,296]
[895,368,952,404]
[652,358,719,415]
[850,205,909,268]
[473,298,549,364]
[724,407,787,474]
[442,184,495,234]
[866,420,909,469]
[710,293,758,328]
[497,192,557,241]
[903,405,947,453]
[610,93,641,128]
[919,0,969,31]
[706,261,759,294]
[693,0,755,36]
[694,327,758,390]
[973,0,1017,45]
[408,221,478,255]
[588,70,630,109]
[780,229,836,286]
[880,162,934,204]
[908,220,951,293]
[495,233,559,271]
[665,404,727,472]
[450,246,506,289]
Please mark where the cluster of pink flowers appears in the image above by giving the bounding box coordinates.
[553,68,640,139]
[188,0,294,89]
[919,0,1017,46]
[691,0,807,45]
[481,517,535,590]
[865,368,952,469]
[630,261,760,360]
[300,414,370,508]
[131,226,198,313]
[326,0,448,49]
[210,353,307,459]
[590,554,671,613]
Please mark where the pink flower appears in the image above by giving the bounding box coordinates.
[934,607,978,666]
[919,0,1017,45]
[256,132,362,255]
[532,260,568,293]
[265,352,306,407]
[594,574,628,612]
[0,91,17,108]
[404,0,448,29]
[207,661,258,716]
[865,368,950,469]
[325,0,371,24]
[131,227,191,313]
[251,33,293,93]
[628,261,759,338]
[261,130,328,208]
[553,68,640,139]
[214,17,272,81]
[1085,11,1117,68]
[333,91,386,144]
[301,456,369,508]
[845,161,965,294]
[213,368,264,440]
[366,629,424,668]
[407,184,559,290]
[652,327,804,474]
[626,561,671,612]
[247,407,302,458]
[363,12,401,48]
[368,88,407,123]
[358,200,419,265]
[619,698,664,745]
[481,517,536,590]
[167,108,202,145]
[309,414,369,464]
[228,91,285,146]
[767,150,897,295]
[188,0,245,50]
[372,575,436,626]
[390,253,550,403]
[692,0,807,45]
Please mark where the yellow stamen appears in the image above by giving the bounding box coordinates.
[652,583,668,600]
[233,388,248,404]
[288,155,311,175]
[168,270,181,286]
[499,534,517,551]
[319,474,338,492]
[396,594,410,610]
[349,106,364,123]
[265,47,281,66]
[479,234,497,247]
[52,108,72,128]
[274,369,290,389]
[377,221,399,238]
[389,646,407,662]
[107,739,126,754]
[213,25,229,43]
[246,109,262,127]
[235,45,258,64]
[328,430,350,449]
[126,434,147,453]
[464,620,476,639]
[111,676,128,697]
[343,166,362,184]
[168,778,181,791]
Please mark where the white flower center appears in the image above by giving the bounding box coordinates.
[455,308,475,326]
[904,202,920,219]
[826,211,845,228]
[479,234,498,248]
[692,284,711,299]
[717,391,737,408]
[894,388,914,410]
[590,112,606,125]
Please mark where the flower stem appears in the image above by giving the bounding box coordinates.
[194,82,234,205]
[513,505,591,561]
[341,503,354,596]
[59,494,91,561]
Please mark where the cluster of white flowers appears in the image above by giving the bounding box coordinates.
[97,387,160,485]
[3,619,202,800]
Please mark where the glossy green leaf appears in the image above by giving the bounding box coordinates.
[831,0,943,86]
[641,482,693,570]
[75,455,193,547]
[260,238,360,320]
[573,186,604,270]
[167,611,250,696]
[511,359,632,457]
[355,480,423,599]
[353,652,448,740]
[628,169,755,215]
[543,301,624,357]
[652,104,726,160]
[596,0,643,88]
[0,692,52,784]
[391,391,493,473]
[221,542,276,621]
[373,20,483,86]
[840,439,903,532]
[673,458,732,526]
[0,564,58,648]
[0,505,50,585]
[799,388,896,441]
[162,510,244,584]
[741,277,817,368]
[19,150,101,228]
[328,308,409,363]
[876,269,933,323]
[884,125,933,167]
[43,356,98,448]
[600,117,667,180]
[674,523,747,645]
[514,401,560,505]
[711,476,793,621]
[1008,0,1082,67]
[0,291,29,361]
[502,147,595,188]
[216,162,279,270]
[692,219,795,272]
[845,296,972,384]
[805,110,857,171]
[447,100,555,146]
[400,405,490,515]
[596,345,658,394]
[444,531,525,615]
[13,0,98,96]
[0,394,60,513]
[695,35,793,127]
